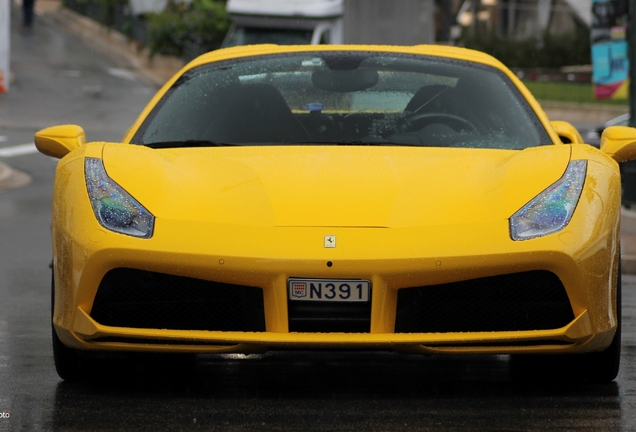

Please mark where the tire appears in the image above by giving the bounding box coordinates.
[51,271,87,381]
[511,261,621,383]
[570,264,621,383]
[52,321,85,381]
[51,271,197,381]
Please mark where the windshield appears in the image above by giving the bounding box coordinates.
[133,51,552,150]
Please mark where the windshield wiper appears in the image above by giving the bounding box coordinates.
[145,140,238,149]
[292,140,424,147]
[290,140,385,146]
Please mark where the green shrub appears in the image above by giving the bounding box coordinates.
[63,0,128,27]
[460,25,591,68]
[147,0,230,57]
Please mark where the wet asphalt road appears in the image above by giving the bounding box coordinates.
[2,7,636,432]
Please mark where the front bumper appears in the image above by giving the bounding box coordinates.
[52,216,620,356]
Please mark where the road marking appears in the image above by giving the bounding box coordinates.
[107,68,137,81]
[0,143,38,157]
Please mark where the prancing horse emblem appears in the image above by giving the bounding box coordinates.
[324,235,336,248]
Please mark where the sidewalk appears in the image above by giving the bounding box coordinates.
[0,161,12,189]
[34,0,184,87]
[0,161,29,190]
[1,0,173,192]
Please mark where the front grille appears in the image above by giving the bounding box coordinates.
[395,270,574,333]
[288,300,372,333]
[90,268,266,332]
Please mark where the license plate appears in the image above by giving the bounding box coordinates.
[288,278,370,302]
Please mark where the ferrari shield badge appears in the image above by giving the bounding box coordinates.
[324,235,336,248]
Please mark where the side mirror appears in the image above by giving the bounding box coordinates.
[550,121,584,144]
[34,125,86,159]
[600,126,636,162]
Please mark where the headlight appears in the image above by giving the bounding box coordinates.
[510,160,587,241]
[85,157,155,238]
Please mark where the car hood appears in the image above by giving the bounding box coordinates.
[101,144,572,228]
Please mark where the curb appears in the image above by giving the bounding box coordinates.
[0,161,31,192]
[43,6,184,88]
[622,254,636,275]
[540,101,628,128]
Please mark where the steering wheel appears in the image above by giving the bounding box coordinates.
[404,112,478,134]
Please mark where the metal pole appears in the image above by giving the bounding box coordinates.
[472,0,481,37]
[0,0,10,93]
[508,0,516,38]
[630,0,636,127]
[623,0,636,207]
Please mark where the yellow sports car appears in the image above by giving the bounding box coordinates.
[36,44,636,382]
